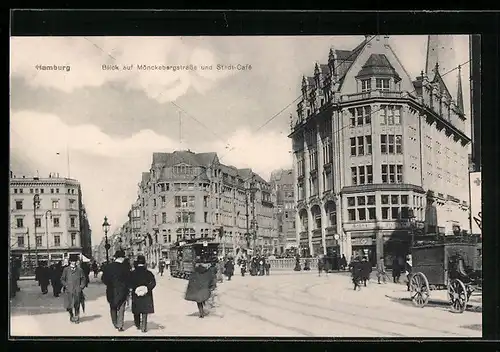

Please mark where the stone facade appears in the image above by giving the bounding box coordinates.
[289,35,471,265]
[10,173,92,271]
[137,150,276,264]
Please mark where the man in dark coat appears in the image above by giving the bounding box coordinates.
[61,254,87,323]
[36,262,51,294]
[129,255,156,333]
[91,261,99,278]
[81,261,91,287]
[224,258,234,281]
[392,257,401,283]
[51,261,64,297]
[101,250,131,332]
[185,261,216,318]
[158,259,166,276]
[351,256,363,290]
[360,256,372,287]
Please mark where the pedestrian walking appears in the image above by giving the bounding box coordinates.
[81,260,91,287]
[293,255,302,271]
[216,258,224,283]
[50,261,64,297]
[158,259,165,276]
[351,257,362,291]
[340,254,348,271]
[224,258,234,281]
[36,262,51,294]
[392,257,401,283]
[101,250,131,332]
[10,258,20,299]
[317,254,325,276]
[405,255,413,292]
[184,260,217,318]
[129,255,156,333]
[303,258,311,271]
[60,254,87,324]
[240,258,247,276]
[91,261,99,278]
[376,257,388,284]
[360,256,372,287]
[265,260,271,276]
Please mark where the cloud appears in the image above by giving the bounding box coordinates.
[10,110,292,242]
[10,37,237,103]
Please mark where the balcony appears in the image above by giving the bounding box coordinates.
[340,90,407,103]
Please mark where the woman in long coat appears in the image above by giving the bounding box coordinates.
[128,255,156,332]
[224,258,235,280]
[61,255,87,324]
[185,262,216,318]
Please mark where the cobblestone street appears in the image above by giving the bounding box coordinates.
[10,269,482,337]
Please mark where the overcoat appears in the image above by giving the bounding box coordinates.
[185,265,216,303]
[60,266,86,310]
[129,266,156,314]
[360,261,372,280]
[102,261,131,308]
[224,260,234,276]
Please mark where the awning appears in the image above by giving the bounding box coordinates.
[80,254,91,262]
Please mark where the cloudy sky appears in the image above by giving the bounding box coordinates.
[10,35,470,244]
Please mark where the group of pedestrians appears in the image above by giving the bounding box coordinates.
[101,250,156,333]
[242,255,270,276]
[349,255,414,290]
[317,254,348,276]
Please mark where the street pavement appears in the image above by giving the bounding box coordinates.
[10,268,482,337]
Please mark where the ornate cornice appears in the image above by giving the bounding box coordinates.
[341,183,426,195]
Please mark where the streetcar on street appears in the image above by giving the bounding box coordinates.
[169,237,220,280]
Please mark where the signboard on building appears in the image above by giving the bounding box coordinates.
[470,171,482,235]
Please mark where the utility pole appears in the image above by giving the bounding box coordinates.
[245,191,250,250]
[26,228,31,272]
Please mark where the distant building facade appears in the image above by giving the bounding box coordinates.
[289,35,470,265]
[270,169,297,252]
[10,173,92,272]
[138,150,276,264]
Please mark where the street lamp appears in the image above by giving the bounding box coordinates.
[408,208,417,252]
[33,194,40,267]
[45,210,52,266]
[102,216,111,263]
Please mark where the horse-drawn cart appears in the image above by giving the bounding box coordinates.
[409,235,482,313]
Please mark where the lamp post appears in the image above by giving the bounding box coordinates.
[45,210,52,266]
[33,194,40,267]
[409,208,417,253]
[102,216,111,263]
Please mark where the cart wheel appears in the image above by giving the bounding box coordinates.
[448,279,468,313]
[410,272,430,308]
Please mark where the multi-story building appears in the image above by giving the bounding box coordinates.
[9,173,92,273]
[138,150,276,264]
[270,169,296,253]
[289,35,471,265]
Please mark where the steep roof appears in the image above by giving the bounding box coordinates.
[431,66,453,101]
[152,151,218,168]
[356,53,401,81]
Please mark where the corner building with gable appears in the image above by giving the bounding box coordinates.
[289,35,471,266]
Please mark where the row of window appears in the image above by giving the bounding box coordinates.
[350,164,403,185]
[350,134,402,157]
[349,105,402,127]
[15,216,77,229]
[12,188,77,195]
[16,233,77,248]
[360,78,391,92]
[346,194,417,221]
[14,199,76,211]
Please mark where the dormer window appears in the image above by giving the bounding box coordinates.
[361,79,371,92]
[376,78,390,91]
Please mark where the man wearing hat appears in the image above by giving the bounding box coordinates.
[101,249,131,332]
[128,255,156,332]
[60,254,87,323]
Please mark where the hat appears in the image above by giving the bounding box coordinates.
[114,250,125,258]
[136,255,146,265]
[69,254,79,262]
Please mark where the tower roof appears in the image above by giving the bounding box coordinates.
[356,53,401,81]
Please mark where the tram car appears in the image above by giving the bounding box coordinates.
[169,237,220,280]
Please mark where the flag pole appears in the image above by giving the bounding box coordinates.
[67,144,71,178]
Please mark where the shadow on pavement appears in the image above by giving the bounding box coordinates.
[10,279,106,317]
[123,320,165,331]
[79,314,102,323]
[385,295,482,313]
